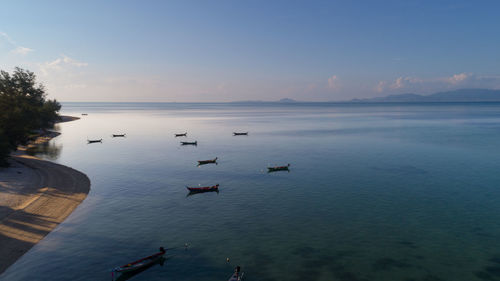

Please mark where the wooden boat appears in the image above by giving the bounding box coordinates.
[181,141,197,145]
[113,247,166,274]
[228,266,244,281]
[186,184,219,193]
[175,132,187,137]
[267,163,290,172]
[87,139,102,143]
[112,134,126,137]
[197,157,217,165]
[233,132,248,136]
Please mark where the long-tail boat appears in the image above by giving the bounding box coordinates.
[233,132,248,136]
[175,132,187,137]
[186,184,219,193]
[112,247,166,275]
[267,163,290,172]
[228,266,244,281]
[197,157,217,165]
[181,141,197,145]
[87,139,102,143]
[112,134,126,137]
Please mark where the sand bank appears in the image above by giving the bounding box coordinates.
[0,116,90,274]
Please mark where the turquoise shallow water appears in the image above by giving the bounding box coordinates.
[2,102,500,281]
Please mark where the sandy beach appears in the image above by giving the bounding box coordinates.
[0,116,90,274]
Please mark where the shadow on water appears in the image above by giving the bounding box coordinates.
[114,257,168,281]
[26,142,62,160]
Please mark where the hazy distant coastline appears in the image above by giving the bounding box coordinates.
[349,89,500,103]
[230,89,500,104]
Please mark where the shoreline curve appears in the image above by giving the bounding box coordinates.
[0,116,90,274]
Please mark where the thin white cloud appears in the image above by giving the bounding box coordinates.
[327,75,340,90]
[0,31,16,45]
[11,46,34,55]
[376,73,500,94]
[39,55,88,75]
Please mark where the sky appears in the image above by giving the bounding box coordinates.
[1,0,500,102]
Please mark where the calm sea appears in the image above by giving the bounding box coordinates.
[2,102,500,281]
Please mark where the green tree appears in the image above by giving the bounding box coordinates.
[0,67,61,166]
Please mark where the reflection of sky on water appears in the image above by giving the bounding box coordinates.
[3,102,500,281]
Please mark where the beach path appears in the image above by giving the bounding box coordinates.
[0,154,90,274]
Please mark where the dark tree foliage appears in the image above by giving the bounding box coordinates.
[0,67,61,166]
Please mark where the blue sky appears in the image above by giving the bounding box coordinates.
[1,0,500,101]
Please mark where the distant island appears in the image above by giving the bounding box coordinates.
[231,98,298,103]
[350,89,500,103]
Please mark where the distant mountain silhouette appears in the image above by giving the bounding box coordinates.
[278,98,297,103]
[231,98,298,103]
[351,89,500,103]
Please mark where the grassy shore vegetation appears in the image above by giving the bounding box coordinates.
[0,68,61,166]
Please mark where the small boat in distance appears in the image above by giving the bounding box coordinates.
[268,163,290,172]
[81,113,88,116]
[175,132,187,137]
[87,139,102,143]
[233,132,248,136]
[181,141,197,146]
[112,134,126,137]
[112,247,166,277]
[197,157,217,165]
[186,184,219,193]
[228,266,244,281]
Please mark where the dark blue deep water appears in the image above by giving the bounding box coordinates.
[2,102,500,281]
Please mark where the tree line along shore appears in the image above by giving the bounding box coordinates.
[0,68,91,274]
[0,67,62,166]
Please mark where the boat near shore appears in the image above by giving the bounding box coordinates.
[112,247,166,278]
[112,134,126,137]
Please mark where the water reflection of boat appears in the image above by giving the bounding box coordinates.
[267,164,290,172]
[175,132,187,137]
[112,134,126,137]
[112,247,166,280]
[197,157,217,165]
[87,139,102,144]
[233,132,248,136]
[181,141,197,146]
[186,184,219,193]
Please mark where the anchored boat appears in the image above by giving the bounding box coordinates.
[112,134,126,137]
[181,141,197,145]
[228,266,244,281]
[186,184,219,193]
[175,132,187,137]
[198,157,217,165]
[267,163,290,172]
[112,247,166,276]
[233,132,248,136]
[87,139,102,143]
